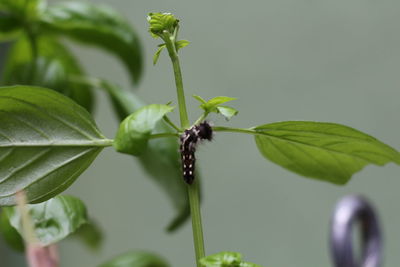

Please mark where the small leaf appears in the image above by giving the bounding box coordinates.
[2,35,94,112]
[239,263,263,267]
[200,252,242,267]
[41,2,142,85]
[6,195,87,246]
[200,252,263,267]
[153,44,166,65]
[0,208,24,252]
[193,94,207,105]
[0,86,110,205]
[103,82,192,231]
[216,106,238,120]
[114,104,174,156]
[147,12,178,37]
[71,220,103,250]
[99,251,170,267]
[175,40,190,50]
[200,96,237,112]
[254,121,400,184]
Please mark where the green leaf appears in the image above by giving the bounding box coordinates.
[71,220,103,250]
[0,13,21,34]
[0,86,111,205]
[192,95,207,105]
[153,44,166,65]
[41,1,142,85]
[0,208,24,252]
[200,252,263,267]
[194,95,238,120]
[2,35,94,112]
[103,82,191,231]
[99,251,169,267]
[114,104,174,156]
[175,40,190,50]
[239,263,263,267]
[147,12,178,37]
[202,96,236,110]
[6,195,87,246]
[253,121,400,184]
[194,96,237,112]
[200,251,241,267]
[216,106,238,120]
[0,0,47,21]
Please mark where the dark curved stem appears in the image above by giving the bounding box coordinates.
[330,195,382,267]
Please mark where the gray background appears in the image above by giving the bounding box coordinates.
[2,0,400,266]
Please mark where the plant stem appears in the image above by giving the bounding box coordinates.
[163,116,181,132]
[164,36,190,128]
[188,179,205,266]
[26,28,38,81]
[212,126,257,135]
[164,32,205,266]
[193,112,209,126]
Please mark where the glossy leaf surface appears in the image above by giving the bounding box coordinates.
[0,86,110,205]
[42,1,142,84]
[200,252,262,267]
[104,82,191,231]
[114,104,174,156]
[254,121,400,184]
[6,195,87,245]
[99,251,169,267]
[2,36,94,111]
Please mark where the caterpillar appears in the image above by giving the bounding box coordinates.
[179,121,213,184]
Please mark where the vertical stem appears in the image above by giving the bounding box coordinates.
[164,34,205,266]
[165,39,190,128]
[26,26,38,81]
[188,180,205,266]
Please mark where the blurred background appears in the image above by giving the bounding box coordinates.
[2,0,400,266]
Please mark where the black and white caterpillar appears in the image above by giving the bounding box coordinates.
[180,121,213,184]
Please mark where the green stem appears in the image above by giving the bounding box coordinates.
[212,126,257,135]
[163,116,181,132]
[164,32,205,266]
[188,179,205,266]
[193,112,209,126]
[26,28,38,81]
[164,35,190,128]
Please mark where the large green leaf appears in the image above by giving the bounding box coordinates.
[6,195,87,245]
[2,35,94,112]
[99,251,169,267]
[0,0,47,21]
[71,220,103,250]
[200,252,262,267]
[254,121,400,184]
[103,82,191,231]
[114,104,174,156]
[0,85,111,205]
[0,208,24,252]
[41,1,142,84]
